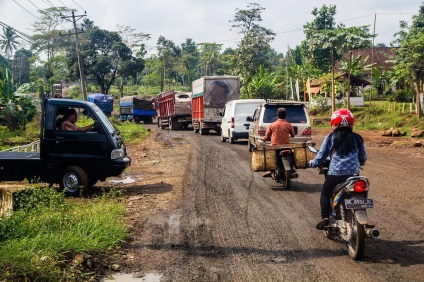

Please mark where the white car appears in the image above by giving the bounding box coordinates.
[220,99,266,144]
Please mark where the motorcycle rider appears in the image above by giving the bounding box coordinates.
[262,107,295,177]
[309,108,367,229]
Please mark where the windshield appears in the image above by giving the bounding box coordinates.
[91,104,115,133]
[263,105,307,123]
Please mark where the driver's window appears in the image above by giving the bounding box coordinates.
[56,107,95,132]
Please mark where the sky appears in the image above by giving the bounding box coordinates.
[0,0,421,56]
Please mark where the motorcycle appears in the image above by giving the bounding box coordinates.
[265,142,315,190]
[308,146,381,260]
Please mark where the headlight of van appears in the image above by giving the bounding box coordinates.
[111,148,126,159]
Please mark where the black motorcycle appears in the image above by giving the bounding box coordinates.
[309,146,381,260]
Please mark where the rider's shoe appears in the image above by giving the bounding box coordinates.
[316,218,330,230]
[262,171,272,177]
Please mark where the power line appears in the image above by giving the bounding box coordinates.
[56,0,70,10]
[71,0,85,12]
[27,0,41,11]
[12,0,40,20]
[0,21,33,44]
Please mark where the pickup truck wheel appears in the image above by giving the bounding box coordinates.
[60,166,88,196]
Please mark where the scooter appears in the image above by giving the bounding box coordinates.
[308,146,381,260]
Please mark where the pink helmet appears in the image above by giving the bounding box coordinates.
[331,108,354,128]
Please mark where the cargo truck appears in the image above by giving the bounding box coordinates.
[119,95,157,124]
[0,97,131,196]
[191,76,240,135]
[157,90,192,130]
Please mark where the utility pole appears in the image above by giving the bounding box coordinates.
[61,11,87,100]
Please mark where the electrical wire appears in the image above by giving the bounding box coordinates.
[12,0,40,20]
[71,0,85,12]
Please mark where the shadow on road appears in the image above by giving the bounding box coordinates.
[365,239,424,266]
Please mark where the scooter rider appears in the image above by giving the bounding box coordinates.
[309,108,367,230]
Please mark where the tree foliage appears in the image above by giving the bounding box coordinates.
[67,24,145,94]
[0,27,19,59]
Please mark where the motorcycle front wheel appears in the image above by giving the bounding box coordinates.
[346,208,366,260]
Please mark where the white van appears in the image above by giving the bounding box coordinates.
[220,99,266,144]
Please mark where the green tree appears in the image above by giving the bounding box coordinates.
[12,48,32,85]
[395,4,424,118]
[0,68,36,130]
[230,3,276,93]
[70,25,144,94]
[0,27,19,59]
[302,4,338,73]
[198,42,222,76]
[230,2,275,37]
[181,38,199,85]
[157,36,181,92]
[246,65,276,99]
[31,7,70,82]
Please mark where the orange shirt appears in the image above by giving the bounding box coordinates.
[265,119,295,145]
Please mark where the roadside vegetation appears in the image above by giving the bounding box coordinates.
[310,101,424,134]
[0,187,127,281]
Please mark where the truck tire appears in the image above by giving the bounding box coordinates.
[229,131,235,144]
[60,165,88,196]
[169,117,177,130]
[200,127,209,135]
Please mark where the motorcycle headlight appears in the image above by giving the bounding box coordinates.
[111,148,125,159]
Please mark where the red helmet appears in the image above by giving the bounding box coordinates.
[331,108,354,128]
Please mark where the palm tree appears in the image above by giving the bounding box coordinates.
[0,27,19,59]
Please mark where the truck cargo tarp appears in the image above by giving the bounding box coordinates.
[88,93,113,114]
[133,96,156,110]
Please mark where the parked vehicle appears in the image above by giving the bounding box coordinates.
[309,146,380,260]
[53,83,62,98]
[157,90,192,130]
[0,97,131,196]
[191,76,240,135]
[251,142,315,189]
[119,95,157,124]
[220,99,266,144]
[247,100,312,152]
[120,95,134,121]
[88,93,113,116]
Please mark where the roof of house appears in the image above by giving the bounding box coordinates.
[311,72,370,87]
[337,47,397,72]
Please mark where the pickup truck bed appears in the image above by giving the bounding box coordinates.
[0,152,40,159]
[0,152,42,181]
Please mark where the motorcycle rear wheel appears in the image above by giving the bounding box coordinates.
[283,169,291,190]
[346,209,366,260]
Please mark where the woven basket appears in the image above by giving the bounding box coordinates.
[252,148,277,172]
[293,146,316,169]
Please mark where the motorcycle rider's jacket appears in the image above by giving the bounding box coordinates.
[311,132,366,175]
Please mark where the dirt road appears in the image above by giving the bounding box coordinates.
[111,124,424,281]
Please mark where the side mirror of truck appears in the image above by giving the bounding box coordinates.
[246,116,253,122]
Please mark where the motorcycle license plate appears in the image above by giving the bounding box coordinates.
[345,199,374,209]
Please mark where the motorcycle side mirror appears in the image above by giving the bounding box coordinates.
[308,146,318,154]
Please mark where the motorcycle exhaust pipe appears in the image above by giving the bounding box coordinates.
[365,228,381,238]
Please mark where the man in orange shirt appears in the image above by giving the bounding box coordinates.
[262,107,295,177]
